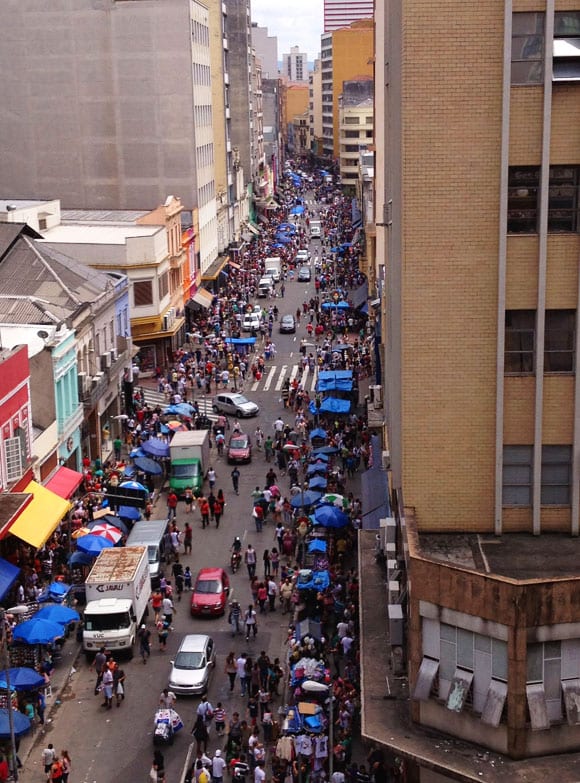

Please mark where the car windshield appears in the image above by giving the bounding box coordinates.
[84,612,131,631]
[173,463,200,478]
[231,395,248,405]
[147,545,159,564]
[174,651,205,670]
[230,437,247,449]
[195,579,222,594]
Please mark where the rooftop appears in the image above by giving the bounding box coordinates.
[419,532,580,581]
[0,199,52,212]
[358,530,580,783]
[61,209,149,223]
[40,224,160,245]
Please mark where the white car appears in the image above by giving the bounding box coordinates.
[295,249,310,263]
[242,313,261,331]
[168,634,216,696]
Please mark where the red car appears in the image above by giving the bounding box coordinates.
[190,568,230,617]
[227,433,252,464]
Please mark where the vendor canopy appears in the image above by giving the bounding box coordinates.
[309,397,351,415]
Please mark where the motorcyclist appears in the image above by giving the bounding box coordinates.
[232,537,242,554]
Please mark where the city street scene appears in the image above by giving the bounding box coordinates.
[0,0,580,782]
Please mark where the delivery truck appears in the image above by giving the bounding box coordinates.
[126,519,169,588]
[83,546,151,659]
[264,256,281,282]
[169,429,210,496]
[310,220,322,238]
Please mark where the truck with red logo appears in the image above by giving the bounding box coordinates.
[82,546,151,659]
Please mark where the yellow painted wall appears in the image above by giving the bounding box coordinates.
[331,20,374,158]
[284,84,309,131]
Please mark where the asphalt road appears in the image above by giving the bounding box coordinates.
[24,233,322,783]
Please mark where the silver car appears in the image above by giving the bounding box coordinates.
[168,634,216,696]
[212,392,260,417]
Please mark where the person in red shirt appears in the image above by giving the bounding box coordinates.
[0,754,9,782]
[167,491,178,521]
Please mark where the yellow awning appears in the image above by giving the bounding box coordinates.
[9,481,71,549]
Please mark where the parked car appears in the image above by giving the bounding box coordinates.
[297,266,311,282]
[190,568,230,616]
[280,314,296,333]
[168,634,216,695]
[242,313,261,331]
[295,249,310,263]
[212,392,260,417]
[227,432,252,463]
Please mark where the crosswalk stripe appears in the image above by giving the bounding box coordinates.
[310,367,318,392]
[263,366,276,392]
[275,365,288,392]
[302,365,310,387]
[289,365,299,383]
[140,388,218,420]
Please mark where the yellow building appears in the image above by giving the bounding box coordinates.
[359,1,580,777]
[323,19,373,160]
[283,83,310,135]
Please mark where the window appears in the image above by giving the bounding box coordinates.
[5,435,23,483]
[545,309,575,372]
[553,12,580,82]
[133,280,153,307]
[512,12,544,85]
[505,310,535,373]
[541,445,572,505]
[503,446,533,506]
[158,273,169,301]
[527,641,563,723]
[344,130,359,138]
[508,166,580,233]
[344,116,359,125]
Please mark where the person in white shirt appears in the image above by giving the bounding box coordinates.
[254,762,266,783]
[162,596,174,624]
[212,749,227,783]
[331,772,345,783]
[159,688,177,708]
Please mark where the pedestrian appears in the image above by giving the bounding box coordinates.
[236,653,248,696]
[212,749,227,783]
[252,504,264,533]
[185,487,194,515]
[262,549,271,578]
[92,646,107,695]
[42,744,56,778]
[231,467,241,495]
[157,619,170,650]
[214,702,227,736]
[199,496,210,529]
[225,651,238,691]
[184,566,192,591]
[228,711,243,746]
[113,663,126,707]
[192,715,209,754]
[214,497,223,528]
[244,604,257,641]
[49,755,64,783]
[167,490,178,521]
[101,664,114,709]
[256,583,267,614]
[245,545,257,578]
[228,600,242,636]
[139,623,151,664]
[267,577,278,612]
[151,589,163,623]
[160,688,177,709]
[184,521,193,554]
[270,548,280,576]
[162,594,175,624]
[197,695,214,726]
[206,466,217,490]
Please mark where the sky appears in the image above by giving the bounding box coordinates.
[251,0,324,63]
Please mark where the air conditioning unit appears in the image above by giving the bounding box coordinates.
[384,517,396,544]
[373,384,383,409]
[162,315,170,332]
[388,603,404,646]
[388,581,400,603]
[91,373,103,389]
[101,352,111,370]
[382,450,391,470]
[110,349,117,363]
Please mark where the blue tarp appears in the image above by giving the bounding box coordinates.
[321,301,349,310]
[309,397,351,415]
[290,206,304,215]
[225,337,257,345]
[318,370,353,380]
[296,570,330,591]
[361,433,391,529]
[306,463,328,475]
[308,539,327,553]
[0,558,20,601]
[317,377,353,392]
[309,428,327,440]
[308,476,328,491]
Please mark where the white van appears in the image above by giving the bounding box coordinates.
[125,519,169,588]
[258,277,273,297]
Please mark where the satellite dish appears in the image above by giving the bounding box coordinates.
[37,330,49,339]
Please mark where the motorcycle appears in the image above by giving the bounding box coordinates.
[230,551,242,573]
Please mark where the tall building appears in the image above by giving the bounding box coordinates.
[0,0,218,274]
[337,78,373,189]
[251,23,278,79]
[282,46,309,83]
[320,20,374,160]
[323,0,373,31]
[309,60,324,158]
[360,1,580,780]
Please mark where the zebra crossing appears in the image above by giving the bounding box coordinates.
[251,363,318,393]
[139,387,218,420]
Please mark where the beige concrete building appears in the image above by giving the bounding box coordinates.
[361,0,580,779]
[309,59,324,158]
[338,82,373,190]
[0,0,218,276]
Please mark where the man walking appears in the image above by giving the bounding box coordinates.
[167,490,178,521]
[244,545,257,579]
[236,654,248,697]
[231,467,241,495]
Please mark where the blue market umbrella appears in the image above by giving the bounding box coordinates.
[306,463,328,476]
[0,709,31,738]
[142,439,170,458]
[164,402,195,417]
[129,447,146,458]
[118,505,141,522]
[75,534,114,555]
[38,581,71,603]
[290,491,322,509]
[309,476,328,491]
[313,446,339,455]
[33,605,79,625]
[309,453,329,463]
[313,505,350,529]
[309,428,327,440]
[12,618,65,645]
[308,539,327,554]
[68,550,94,567]
[122,465,136,477]
[120,480,148,492]
[134,456,163,475]
[0,667,45,691]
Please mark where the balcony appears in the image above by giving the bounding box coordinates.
[169,248,185,269]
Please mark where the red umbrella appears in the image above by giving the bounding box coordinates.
[282,443,300,452]
[89,523,123,545]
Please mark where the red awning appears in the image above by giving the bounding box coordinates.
[44,466,84,499]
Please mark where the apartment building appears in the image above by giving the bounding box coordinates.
[361,1,580,779]
[282,46,309,83]
[309,60,324,158]
[323,0,373,31]
[338,78,373,190]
